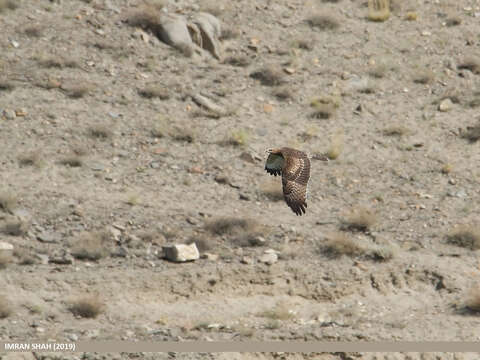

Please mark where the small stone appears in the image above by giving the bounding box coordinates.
[448,178,457,185]
[107,226,122,241]
[239,193,250,201]
[15,109,27,117]
[438,98,453,112]
[240,256,253,265]
[202,253,218,261]
[49,250,74,265]
[189,166,204,174]
[35,254,49,265]
[162,243,199,262]
[3,109,16,120]
[68,333,79,341]
[111,246,128,258]
[249,236,266,246]
[239,152,257,164]
[263,103,274,113]
[421,31,431,36]
[0,241,14,253]
[10,40,19,48]
[37,231,59,243]
[214,175,229,184]
[259,252,278,265]
[284,67,295,74]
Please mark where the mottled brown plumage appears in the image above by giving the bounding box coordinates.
[264,147,311,215]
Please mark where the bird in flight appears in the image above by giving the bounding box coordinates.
[264,147,311,216]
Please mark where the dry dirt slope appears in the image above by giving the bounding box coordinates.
[0,0,480,357]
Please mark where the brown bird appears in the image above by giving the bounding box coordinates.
[264,147,311,216]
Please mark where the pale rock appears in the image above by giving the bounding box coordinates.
[202,252,219,261]
[0,241,14,252]
[162,243,199,262]
[438,98,453,112]
[259,250,278,265]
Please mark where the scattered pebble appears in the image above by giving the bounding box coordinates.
[438,98,453,112]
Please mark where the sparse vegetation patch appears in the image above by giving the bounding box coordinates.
[71,231,109,261]
[307,14,340,30]
[69,296,103,318]
[319,232,365,258]
[0,296,12,319]
[368,0,390,22]
[341,207,377,232]
[446,225,480,250]
[250,66,285,86]
[458,58,480,74]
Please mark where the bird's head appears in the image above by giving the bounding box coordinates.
[266,148,281,155]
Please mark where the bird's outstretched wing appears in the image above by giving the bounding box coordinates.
[281,150,310,216]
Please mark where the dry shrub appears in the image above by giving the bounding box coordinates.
[368,0,390,22]
[224,55,251,67]
[341,207,377,232]
[0,193,17,213]
[357,80,377,94]
[14,248,36,265]
[383,125,410,137]
[368,63,387,79]
[18,152,43,168]
[324,130,344,160]
[170,125,195,143]
[69,295,103,318]
[250,66,285,86]
[138,85,170,100]
[272,87,294,101]
[320,232,365,258]
[467,92,480,108]
[445,16,462,27]
[60,156,83,168]
[126,5,162,31]
[37,55,78,69]
[441,163,453,174]
[23,24,43,37]
[458,58,480,74]
[71,231,110,261]
[63,83,92,99]
[446,225,480,250]
[412,69,434,84]
[260,180,284,202]
[205,217,268,247]
[0,79,15,92]
[307,14,340,30]
[256,303,294,320]
[369,244,395,261]
[310,95,340,119]
[225,129,249,147]
[219,27,239,41]
[0,296,12,319]
[405,12,417,21]
[298,125,319,142]
[290,38,314,51]
[460,123,480,143]
[186,235,212,253]
[88,124,113,139]
[0,0,18,12]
